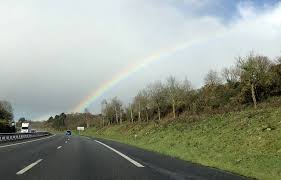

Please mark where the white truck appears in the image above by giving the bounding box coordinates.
[21,123,31,133]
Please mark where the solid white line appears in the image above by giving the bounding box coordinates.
[57,146,62,149]
[95,140,144,168]
[16,159,43,175]
[0,135,56,149]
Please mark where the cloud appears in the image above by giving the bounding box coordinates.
[0,0,280,120]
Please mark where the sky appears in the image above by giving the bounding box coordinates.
[0,0,280,121]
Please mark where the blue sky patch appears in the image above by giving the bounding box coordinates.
[169,0,280,22]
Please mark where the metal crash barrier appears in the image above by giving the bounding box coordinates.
[0,132,50,143]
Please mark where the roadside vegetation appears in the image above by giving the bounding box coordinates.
[48,53,281,128]
[0,102,48,133]
[46,53,281,179]
[81,99,281,180]
[0,101,15,133]
[45,111,101,131]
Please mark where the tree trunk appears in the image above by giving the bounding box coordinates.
[158,106,161,121]
[138,111,141,121]
[130,109,134,123]
[145,108,149,122]
[114,107,118,124]
[120,111,122,124]
[172,99,176,119]
[87,120,89,128]
[86,115,90,128]
[251,83,257,109]
[138,103,141,121]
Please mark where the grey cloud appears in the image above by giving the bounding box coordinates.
[0,0,280,120]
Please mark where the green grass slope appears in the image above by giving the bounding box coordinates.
[81,106,281,180]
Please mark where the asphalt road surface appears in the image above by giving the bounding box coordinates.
[0,134,248,180]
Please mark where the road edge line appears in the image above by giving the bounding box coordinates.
[95,140,145,168]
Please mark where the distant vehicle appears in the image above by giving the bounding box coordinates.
[21,123,31,133]
[66,130,72,136]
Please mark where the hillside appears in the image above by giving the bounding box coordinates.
[80,101,281,180]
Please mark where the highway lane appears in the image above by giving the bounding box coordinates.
[0,135,248,180]
[0,134,65,178]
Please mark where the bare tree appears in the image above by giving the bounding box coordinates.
[182,77,192,92]
[120,109,123,124]
[147,81,166,121]
[133,90,150,122]
[222,66,240,84]
[181,77,193,112]
[102,100,115,125]
[101,99,107,126]
[0,101,13,120]
[128,103,134,123]
[111,97,122,124]
[142,90,150,122]
[237,54,272,108]
[166,76,183,119]
[134,94,142,121]
[204,70,222,86]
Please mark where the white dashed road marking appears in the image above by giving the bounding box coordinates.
[16,159,43,175]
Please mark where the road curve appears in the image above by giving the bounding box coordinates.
[0,135,248,180]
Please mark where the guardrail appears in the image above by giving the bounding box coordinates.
[0,132,50,143]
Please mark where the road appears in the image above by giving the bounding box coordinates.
[0,134,248,180]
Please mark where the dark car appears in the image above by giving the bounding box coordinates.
[66,130,72,136]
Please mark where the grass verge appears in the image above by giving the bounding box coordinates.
[80,106,281,180]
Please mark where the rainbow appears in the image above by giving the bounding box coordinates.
[73,35,219,113]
